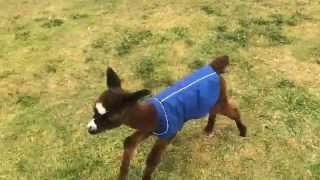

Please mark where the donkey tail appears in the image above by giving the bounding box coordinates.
[210,55,230,74]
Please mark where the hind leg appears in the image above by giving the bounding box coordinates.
[219,101,247,137]
[204,109,217,136]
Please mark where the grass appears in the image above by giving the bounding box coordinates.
[0,0,320,179]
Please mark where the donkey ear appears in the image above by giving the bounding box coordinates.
[106,67,121,88]
[125,89,151,103]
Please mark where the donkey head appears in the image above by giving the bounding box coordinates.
[87,67,150,134]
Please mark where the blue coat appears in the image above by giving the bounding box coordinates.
[148,65,220,139]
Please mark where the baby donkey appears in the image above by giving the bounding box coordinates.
[87,56,247,180]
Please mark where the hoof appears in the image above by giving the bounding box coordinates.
[240,133,246,137]
[239,127,247,137]
[204,128,215,137]
[204,127,213,135]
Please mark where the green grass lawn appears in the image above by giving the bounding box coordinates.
[1,0,320,179]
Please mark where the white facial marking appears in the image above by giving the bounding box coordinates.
[96,102,107,115]
[87,119,97,131]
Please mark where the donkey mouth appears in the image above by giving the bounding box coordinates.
[88,128,99,135]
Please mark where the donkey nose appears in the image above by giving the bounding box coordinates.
[87,119,97,134]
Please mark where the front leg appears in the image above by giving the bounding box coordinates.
[118,131,150,180]
[142,136,174,180]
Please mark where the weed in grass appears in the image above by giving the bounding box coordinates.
[41,19,64,28]
[188,59,206,70]
[155,35,171,44]
[264,24,291,45]
[16,94,40,107]
[91,38,106,49]
[135,56,156,80]
[284,16,299,26]
[198,39,216,58]
[0,70,16,79]
[91,35,112,53]
[200,5,221,16]
[275,80,320,117]
[308,163,320,177]
[71,13,89,20]
[201,6,214,15]
[142,14,149,20]
[44,58,65,74]
[140,72,174,88]
[169,27,189,40]
[34,17,50,22]
[184,39,194,47]
[249,17,270,26]
[134,51,172,88]
[55,158,104,180]
[16,159,29,174]
[292,39,320,63]
[217,29,248,47]
[84,33,114,63]
[155,26,191,44]
[238,14,296,45]
[270,14,299,26]
[46,64,57,73]
[14,24,28,31]
[197,41,220,59]
[53,146,107,179]
[84,55,95,63]
[245,14,300,27]
[116,30,153,56]
[215,25,227,32]
[196,30,246,60]
[281,89,308,112]
[156,71,174,86]
[14,30,30,41]
[276,79,296,88]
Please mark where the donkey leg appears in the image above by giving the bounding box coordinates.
[204,109,217,135]
[142,137,174,180]
[118,131,150,180]
[219,102,247,137]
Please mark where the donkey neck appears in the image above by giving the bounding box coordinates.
[124,102,158,132]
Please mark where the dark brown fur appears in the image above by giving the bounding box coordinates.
[210,55,229,74]
[88,55,247,180]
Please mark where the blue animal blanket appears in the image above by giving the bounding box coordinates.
[148,65,220,140]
